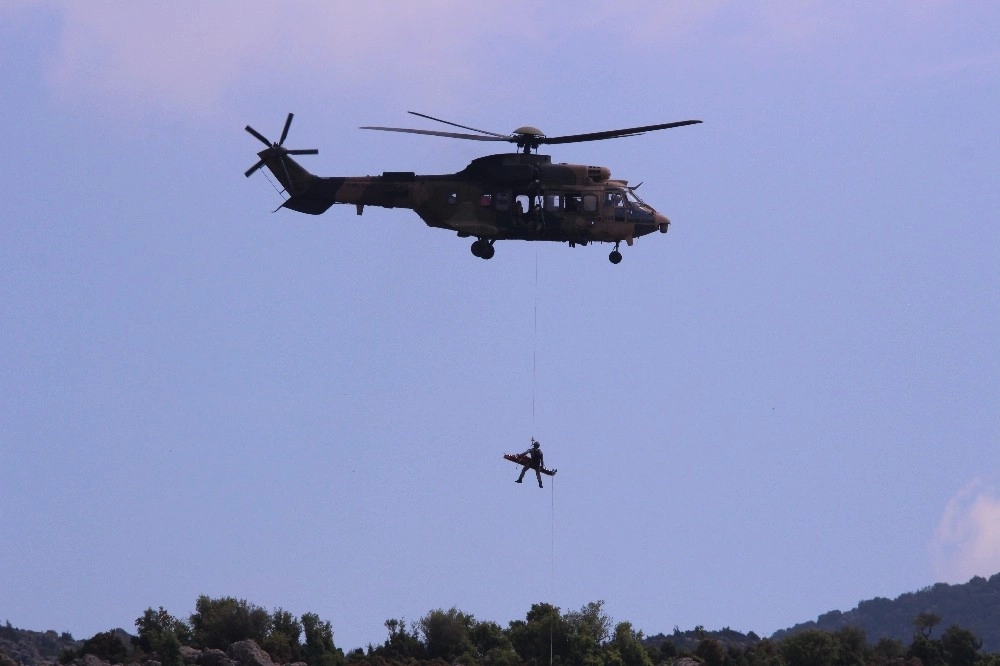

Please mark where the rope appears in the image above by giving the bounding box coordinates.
[550,475,555,586]
[532,249,538,434]
[528,249,553,666]
[531,249,553,666]
[550,475,555,666]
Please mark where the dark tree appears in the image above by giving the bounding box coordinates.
[507,603,569,664]
[419,608,475,663]
[938,624,981,666]
[742,638,785,666]
[134,606,192,664]
[781,629,837,666]
[189,596,271,648]
[563,601,612,666]
[608,622,652,666]
[908,634,943,666]
[377,617,424,661]
[913,612,941,639]
[264,608,303,664]
[695,637,725,666]
[301,612,344,666]
[470,619,515,661]
[830,626,866,665]
[868,636,905,665]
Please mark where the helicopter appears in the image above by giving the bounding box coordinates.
[244,112,701,263]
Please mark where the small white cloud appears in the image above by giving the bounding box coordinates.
[931,476,1000,582]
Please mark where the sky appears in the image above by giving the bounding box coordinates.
[1,0,999,653]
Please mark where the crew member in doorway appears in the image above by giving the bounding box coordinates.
[515,439,545,488]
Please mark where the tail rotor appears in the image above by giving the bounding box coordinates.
[244,112,319,180]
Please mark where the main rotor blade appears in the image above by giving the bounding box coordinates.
[286,148,319,155]
[407,111,508,138]
[278,113,294,146]
[245,125,271,147]
[542,120,702,145]
[361,126,509,142]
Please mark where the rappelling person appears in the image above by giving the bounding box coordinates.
[515,438,545,488]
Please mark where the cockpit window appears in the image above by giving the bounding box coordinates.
[624,188,650,209]
[606,187,654,222]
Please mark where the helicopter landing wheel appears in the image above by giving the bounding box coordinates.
[471,239,495,260]
[609,241,623,264]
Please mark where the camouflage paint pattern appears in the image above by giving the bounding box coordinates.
[257,150,670,249]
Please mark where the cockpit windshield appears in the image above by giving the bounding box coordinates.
[624,188,652,211]
[606,187,653,213]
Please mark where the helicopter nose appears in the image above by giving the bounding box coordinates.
[655,212,670,233]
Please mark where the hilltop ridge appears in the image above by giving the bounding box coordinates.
[772,572,1000,652]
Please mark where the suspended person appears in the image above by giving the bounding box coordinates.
[515,438,546,488]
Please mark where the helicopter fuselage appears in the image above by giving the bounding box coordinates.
[245,111,700,262]
[268,152,670,254]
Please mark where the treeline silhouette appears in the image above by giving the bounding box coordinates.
[40,594,1000,666]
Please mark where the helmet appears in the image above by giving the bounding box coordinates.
[532,441,540,448]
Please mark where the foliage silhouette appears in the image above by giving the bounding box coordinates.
[15,586,1000,666]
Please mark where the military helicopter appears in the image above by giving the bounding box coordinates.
[244,112,701,263]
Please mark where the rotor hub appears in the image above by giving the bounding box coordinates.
[512,126,544,138]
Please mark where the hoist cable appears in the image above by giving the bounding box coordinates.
[550,474,555,666]
[532,249,538,435]
[530,248,552,666]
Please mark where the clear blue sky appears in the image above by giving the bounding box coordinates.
[2,1,999,653]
